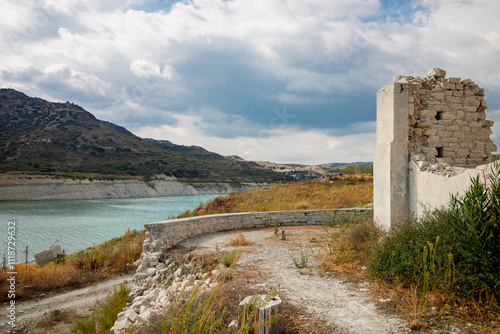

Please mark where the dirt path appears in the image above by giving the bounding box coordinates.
[0,275,134,333]
[182,226,411,334]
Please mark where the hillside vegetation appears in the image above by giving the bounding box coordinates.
[0,89,289,183]
[178,178,373,217]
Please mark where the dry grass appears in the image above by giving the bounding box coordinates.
[34,309,78,333]
[226,233,254,247]
[0,229,144,302]
[315,220,379,278]
[179,180,373,218]
[369,279,500,333]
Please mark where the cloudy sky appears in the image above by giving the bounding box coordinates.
[2,0,500,164]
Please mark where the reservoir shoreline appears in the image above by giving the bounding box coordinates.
[0,173,258,201]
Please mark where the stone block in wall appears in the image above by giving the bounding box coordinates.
[432,92,445,100]
[422,147,438,156]
[465,112,479,120]
[442,137,458,144]
[421,109,436,118]
[456,148,470,157]
[442,148,456,158]
[440,112,455,120]
[416,121,432,128]
[437,130,452,137]
[461,142,475,149]
[446,96,462,104]
[427,68,446,78]
[427,135,441,144]
[423,128,437,136]
[434,104,449,112]
[463,106,478,112]
[464,97,480,107]
[450,103,463,111]
[448,77,461,84]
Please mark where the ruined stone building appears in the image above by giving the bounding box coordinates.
[374,68,497,230]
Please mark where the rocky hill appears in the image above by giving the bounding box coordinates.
[0,89,290,183]
[252,160,330,180]
[249,161,373,180]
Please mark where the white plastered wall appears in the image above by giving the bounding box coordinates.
[408,161,491,217]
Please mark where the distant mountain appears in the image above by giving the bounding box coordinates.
[0,89,290,183]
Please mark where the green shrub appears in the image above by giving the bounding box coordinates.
[71,316,96,334]
[449,162,500,306]
[370,162,500,303]
[221,248,242,267]
[70,283,129,334]
[369,209,475,295]
[99,283,130,332]
[291,243,309,269]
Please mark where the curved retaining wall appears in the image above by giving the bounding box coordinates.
[135,208,372,282]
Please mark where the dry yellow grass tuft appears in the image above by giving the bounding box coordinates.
[226,232,253,247]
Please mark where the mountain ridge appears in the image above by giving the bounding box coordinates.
[0,88,290,183]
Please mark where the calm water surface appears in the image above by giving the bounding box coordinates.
[0,195,215,262]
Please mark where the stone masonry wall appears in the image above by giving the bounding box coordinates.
[404,68,496,170]
[135,208,372,284]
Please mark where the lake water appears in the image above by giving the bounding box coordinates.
[0,195,215,262]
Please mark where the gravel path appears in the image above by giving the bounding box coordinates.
[182,226,410,334]
[0,275,134,333]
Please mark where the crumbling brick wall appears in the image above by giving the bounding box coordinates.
[404,68,496,169]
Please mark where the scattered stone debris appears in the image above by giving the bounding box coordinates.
[111,255,227,333]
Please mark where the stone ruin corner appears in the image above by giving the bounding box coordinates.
[374,68,498,230]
